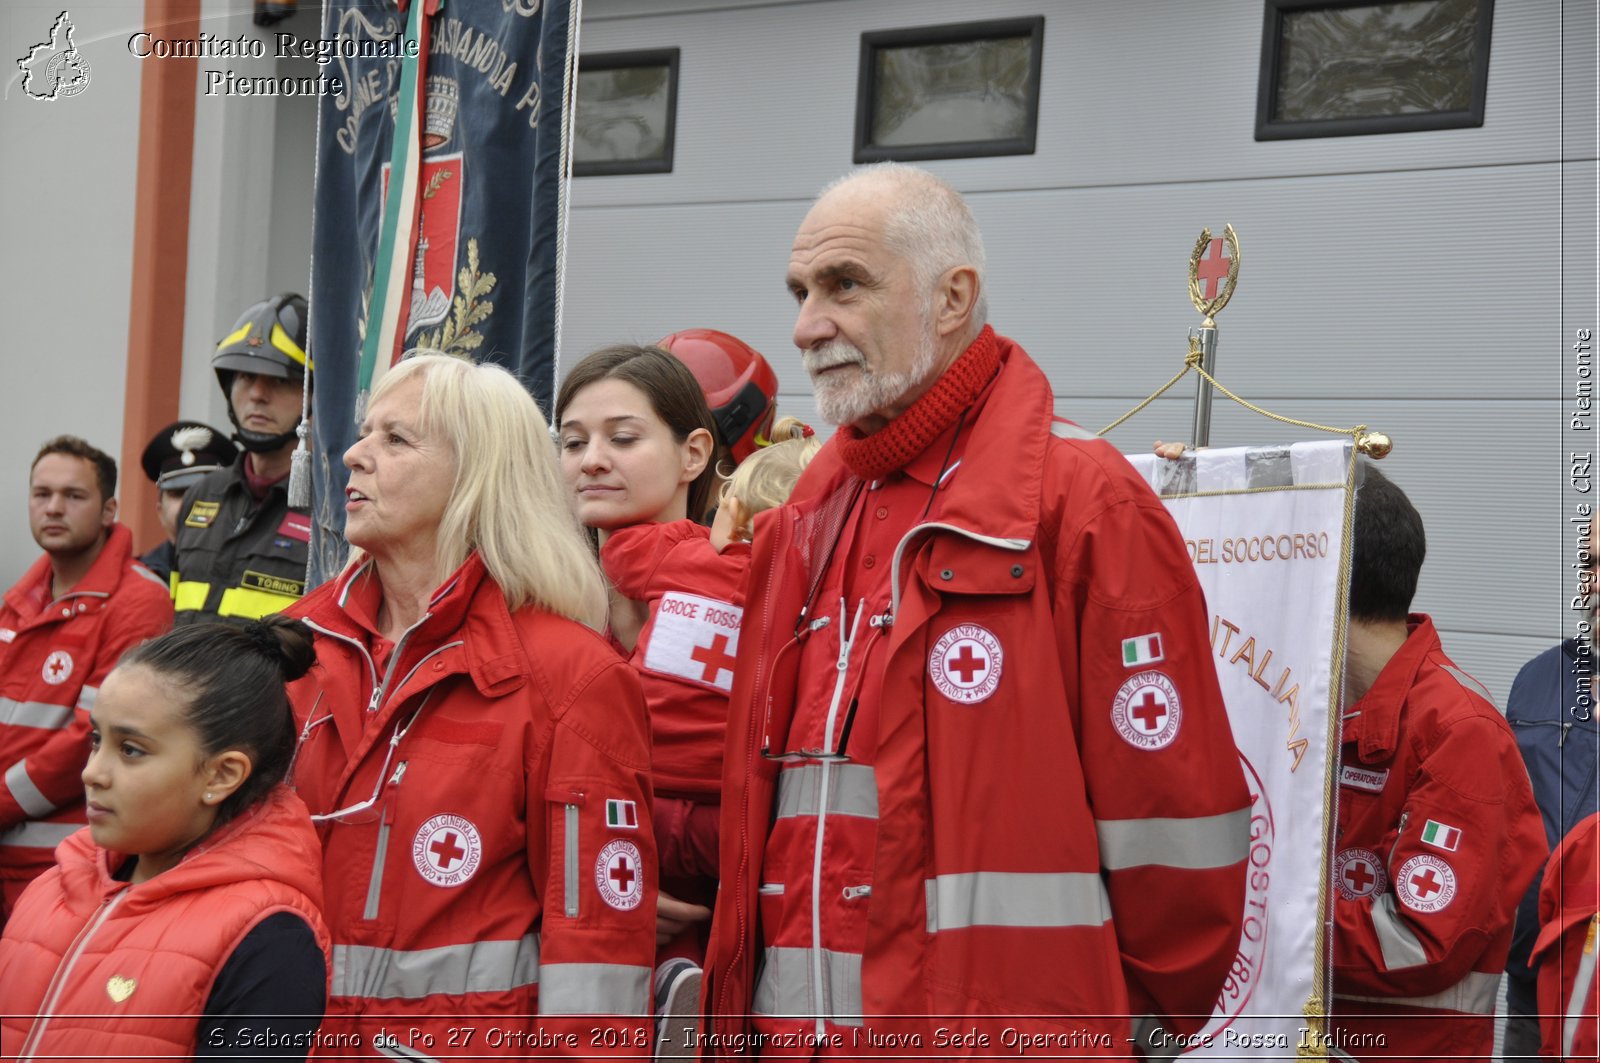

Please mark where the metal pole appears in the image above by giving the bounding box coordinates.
[1191,322,1217,448]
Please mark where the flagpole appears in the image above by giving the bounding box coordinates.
[1191,322,1217,448]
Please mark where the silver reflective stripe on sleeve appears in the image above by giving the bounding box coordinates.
[0,698,74,730]
[1566,917,1599,1056]
[925,871,1111,932]
[1439,664,1496,706]
[75,686,97,712]
[1369,893,1429,970]
[4,762,57,819]
[538,961,651,1015]
[564,804,579,918]
[774,763,878,821]
[1339,969,1500,1014]
[363,819,391,921]
[0,820,81,849]
[1050,420,1099,440]
[331,934,541,1000]
[1096,808,1252,870]
[753,946,863,1026]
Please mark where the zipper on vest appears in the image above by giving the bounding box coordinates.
[17,889,129,1062]
[564,802,581,918]
[810,597,866,1036]
[363,761,407,921]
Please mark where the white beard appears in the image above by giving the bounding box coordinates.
[804,323,939,428]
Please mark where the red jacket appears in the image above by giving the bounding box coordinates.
[0,785,328,1063]
[1534,812,1600,1060]
[601,520,749,800]
[288,554,657,1058]
[1331,615,1546,1060]
[0,524,173,884]
[702,336,1250,1054]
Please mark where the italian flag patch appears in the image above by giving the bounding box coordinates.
[605,799,638,830]
[1420,819,1461,851]
[1121,633,1164,667]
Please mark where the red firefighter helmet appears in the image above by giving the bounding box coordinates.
[655,329,779,463]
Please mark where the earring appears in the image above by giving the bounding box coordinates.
[204,792,214,802]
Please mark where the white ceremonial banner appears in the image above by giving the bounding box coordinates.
[1125,440,1355,1060]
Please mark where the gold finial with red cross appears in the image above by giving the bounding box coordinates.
[1188,224,1240,325]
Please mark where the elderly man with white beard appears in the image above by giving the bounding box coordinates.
[698,164,1251,1057]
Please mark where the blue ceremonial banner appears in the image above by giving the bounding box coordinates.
[307,0,575,586]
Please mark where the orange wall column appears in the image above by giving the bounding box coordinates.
[120,0,201,554]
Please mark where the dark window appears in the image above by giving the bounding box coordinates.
[574,48,679,176]
[854,17,1045,163]
[1257,0,1493,140]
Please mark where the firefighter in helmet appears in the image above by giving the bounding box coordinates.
[171,294,313,624]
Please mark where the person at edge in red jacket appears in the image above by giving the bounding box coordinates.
[1532,811,1600,1060]
[287,354,657,1059]
[0,435,173,923]
[0,617,330,1062]
[1327,466,1545,1059]
[699,164,1252,1059]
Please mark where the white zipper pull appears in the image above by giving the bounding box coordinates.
[842,884,872,900]
[367,686,382,713]
[390,761,408,786]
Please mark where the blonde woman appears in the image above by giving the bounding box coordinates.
[288,354,656,1057]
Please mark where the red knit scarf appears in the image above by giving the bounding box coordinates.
[837,325,999,481]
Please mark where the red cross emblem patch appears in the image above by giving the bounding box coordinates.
[1395,853,1457,913]
[41,650,73,686]
[411,814,483,888]
[1334,847,1387,900]
[1112,671,1183,750]
[596,839,644,911]
[929,624,1003,705]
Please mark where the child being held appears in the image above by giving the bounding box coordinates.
[599,417,821,959]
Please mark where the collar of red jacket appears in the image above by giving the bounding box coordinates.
[5,523,137,621]
[1344,613,1437,762]
[796,331,1055,546]
[61,785,323,911]
[298,550,532,700]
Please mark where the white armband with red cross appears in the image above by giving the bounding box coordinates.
[641,592,743,692]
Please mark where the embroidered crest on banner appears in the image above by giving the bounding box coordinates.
[412,814,483,888]
[596,839,644,911]
[1112,670,1183,750]
[641,592,743,692]
[1339,765,1390,793]
[929,624,1003,704]
[42,650,73,686]
[1334,847,1387,900]
[1396,853,1457,913]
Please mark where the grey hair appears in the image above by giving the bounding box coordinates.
[818,163,988,336]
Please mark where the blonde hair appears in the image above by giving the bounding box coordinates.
[345,354,608,630]
[721,416,821,523]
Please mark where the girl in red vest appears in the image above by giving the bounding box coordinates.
[0,617,329,1063]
